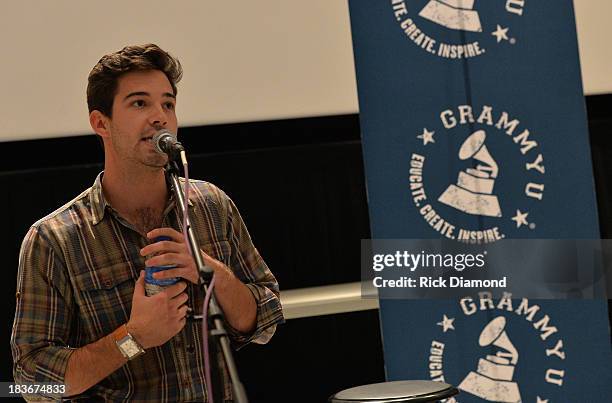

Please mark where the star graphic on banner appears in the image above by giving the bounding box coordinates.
[492,25,509,43]
[418,128,435,146]
[437,314,455,332]
[536,397,549,403]
[512,209,529,228]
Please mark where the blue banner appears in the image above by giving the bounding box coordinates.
[349,0,611,401]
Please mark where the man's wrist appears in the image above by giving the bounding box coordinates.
[112,323,146,360]
[211,262,233,290]
[125,322,147,349]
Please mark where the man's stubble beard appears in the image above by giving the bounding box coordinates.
[110,127,168,170]
[142,152,168,169]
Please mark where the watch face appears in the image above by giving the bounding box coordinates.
[122,340,140,356]
[119,338,143,358]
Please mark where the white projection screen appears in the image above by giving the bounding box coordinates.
[0,0,610,142]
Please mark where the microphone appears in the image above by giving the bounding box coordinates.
[152,130,185,161]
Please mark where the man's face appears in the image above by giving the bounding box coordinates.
[106,69,178,169]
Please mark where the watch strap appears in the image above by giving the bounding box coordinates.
[112,324,129,342]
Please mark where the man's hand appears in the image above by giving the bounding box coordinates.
[141,227,257,334]
[140,227,234,285]
[127,271,189,349]
[140,228,200,284]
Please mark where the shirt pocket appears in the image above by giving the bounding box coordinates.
[200,239,232,267]
[72,263,136,340]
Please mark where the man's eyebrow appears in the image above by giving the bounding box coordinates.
[124,91,149,101]
[123,91,176,101]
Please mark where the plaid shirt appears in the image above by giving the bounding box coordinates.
[11,172,284,402]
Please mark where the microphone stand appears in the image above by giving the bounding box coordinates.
[165,158,249,403]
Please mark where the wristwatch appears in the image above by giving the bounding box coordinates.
[112,324,145,360]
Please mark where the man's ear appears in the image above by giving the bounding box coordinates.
[89,110,111,138]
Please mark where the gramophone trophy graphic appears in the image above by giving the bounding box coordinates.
[419,0,482,32]
[459,316,522,402]
[438,129,502,217]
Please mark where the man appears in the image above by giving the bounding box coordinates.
[11,44,284,402]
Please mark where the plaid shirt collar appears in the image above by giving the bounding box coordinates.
[89,171,194,226]
[89,172,108,225]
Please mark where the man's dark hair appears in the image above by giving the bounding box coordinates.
[87,43,183,117]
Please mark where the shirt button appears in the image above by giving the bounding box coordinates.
[182,380,191,388]
[103,279,113,288]
[186,344,195,353]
